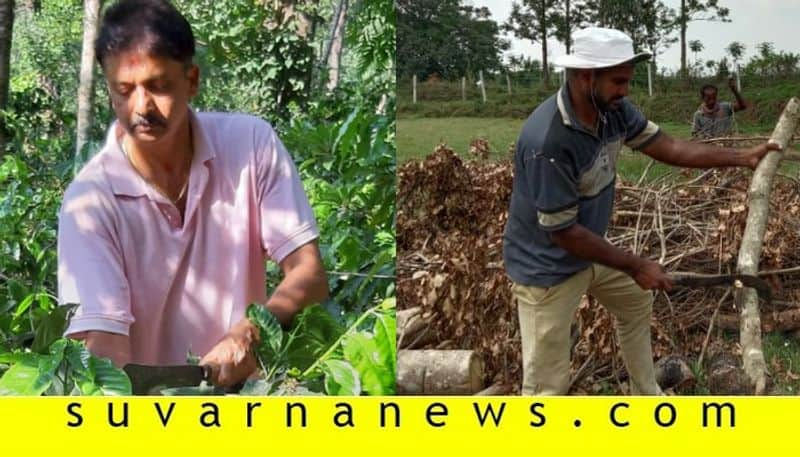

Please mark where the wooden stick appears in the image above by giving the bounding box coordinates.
[735,97,800,394]
[698,135,799,144]
[698,289,730,368]
[759,265,800,276]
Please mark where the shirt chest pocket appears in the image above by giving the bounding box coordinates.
[578,139,622,198]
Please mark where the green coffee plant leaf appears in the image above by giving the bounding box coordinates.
[372,298,396,382]
[322,359,361,395]
[0,352,59,395]
[247,304,283,361]
[284,305,344,371]
[341,333,392,395]
[31,303,78,354]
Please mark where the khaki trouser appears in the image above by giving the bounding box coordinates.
[513,263,662,395]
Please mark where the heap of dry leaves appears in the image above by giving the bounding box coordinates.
[397,143,800,394]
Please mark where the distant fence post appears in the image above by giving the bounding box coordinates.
[412,74,417,104]
[461,76,466,101]
[647,61,653,97]
[736,63,742,91]
[506,73,512,95]
[479,70,487,103]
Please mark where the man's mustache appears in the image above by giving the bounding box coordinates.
[131,114,166,128]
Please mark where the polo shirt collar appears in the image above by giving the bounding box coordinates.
[557,83,602,138]
[559,83,588,128]
[106,107,216,198]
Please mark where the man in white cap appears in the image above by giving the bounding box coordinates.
[503,27,779,395]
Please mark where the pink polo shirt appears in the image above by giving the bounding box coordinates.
[58,110,319,364]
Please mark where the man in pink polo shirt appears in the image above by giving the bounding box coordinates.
[57,0,328,388]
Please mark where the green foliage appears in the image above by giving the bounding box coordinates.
[174,0,315,120]
[0,304,131,396]
[397,0,507,80]
[345,0,395,104]
[0,338,132,396]
[281,101,395,314]
[31,303,78,354]
[0,155,67,347]
[245,299,395,395]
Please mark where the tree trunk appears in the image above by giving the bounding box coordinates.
[541,16,549,88]
[304,10,317,99]
[396,350,484,395]
[565,0,571,54]
[320,0,343,69]
[679,0,687,77]
[75,0,102,163]
[324,0,347,91]
[735,97,800,394]
[0,0,14,158]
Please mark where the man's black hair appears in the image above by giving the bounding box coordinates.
[95,0,195,68]
[700,84,718,97]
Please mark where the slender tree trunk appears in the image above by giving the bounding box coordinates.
[76,0,102,162]
[0,0,14,158]
[735,97,800,394]
[541,5,549,88]
[565,0,571,54]
[304,6,318,100]
[320,0,343,68]
[680,0,687,77]
[325,0,347,91]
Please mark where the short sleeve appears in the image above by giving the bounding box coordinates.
[621,99,661,150]
[525,142,580,232]
[722,102,734,116]
[254,122,319,263]
[58,181,133,336]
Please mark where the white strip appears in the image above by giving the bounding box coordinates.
[538,206,578,228]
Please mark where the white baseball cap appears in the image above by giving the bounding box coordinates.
[552,27,651,69]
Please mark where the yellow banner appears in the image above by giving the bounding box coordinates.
[0,397,796,455]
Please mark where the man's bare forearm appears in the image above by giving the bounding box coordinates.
[643,134,752,168]
[69,331,131,368]
[550,224,643,276]
[266,268,328,327]
[264,243,329,327]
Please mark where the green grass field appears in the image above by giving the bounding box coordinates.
[397,117,797,181]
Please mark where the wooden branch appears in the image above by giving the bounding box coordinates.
[734,97,800,394]
[698,135,799,144]
[718,308,800,333]
[397,307,436,349]
[783,150,800,162]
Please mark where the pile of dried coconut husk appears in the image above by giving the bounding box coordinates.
[397,142,800,394]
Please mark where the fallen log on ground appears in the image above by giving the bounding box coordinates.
[735,97,800,394]
[397,307,436,349]
[474,382,513,396]
[397,349,484,395]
